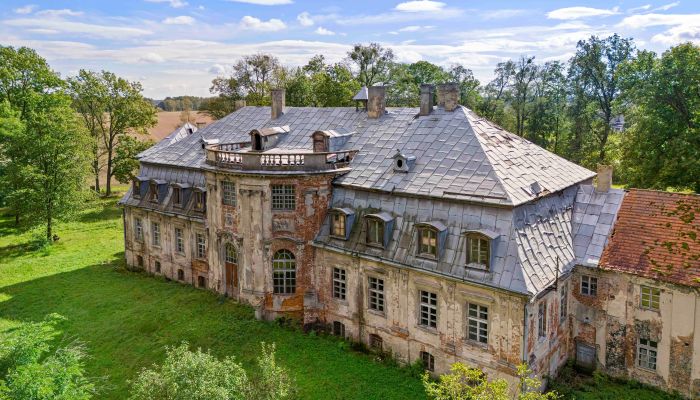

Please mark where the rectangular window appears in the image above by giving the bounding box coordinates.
[154,260,161,273]
[172,187,181,207]
[366,218,384,247]
[581,275,598,296]
[538,302,547,339]
[151,222,160,246]
[177,269,184,280]
[560,285,568,323]
[368,277,385,312]
[137,255,144,267]
[467,303,488,344]
[174,228,184,254]
[419,290,438,328]
[196,233,206,259]
[369,334,382,350]
[419,228,438,257]
[271,185,295,211]
[640,286,660,310]
[194,191,206,212]
[638,338,658,370]
[332,321,345,337]
[331,212,346,238]
[135,218,143,242]
[133,180,141,199]
[333,268,346,300]
[149,182,158,202]
[420,351,435,372]
[467,234,490,269]
[222,181,236,206]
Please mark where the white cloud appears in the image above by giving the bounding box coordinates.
[227,0,293,5]
[145,0,189,8]
[655,2,680,11]
[547,6,620,20]
[314,26,335,35]
[297,11,314,26]
[239,16,286,31]
[3,17,153,39]
[14,4,36,14]
[208,64,226,74]
[36,9,84,17]
[628,4,651,13]
[395,0,445,12]
[618,13,699,29]
[138,52,165,63]
[399,25,433,32]
[163,15,195,25]
[480,9,526,20]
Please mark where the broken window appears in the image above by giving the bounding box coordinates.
[640,286,660,310]
[272,249,296,294]
[331,212,346,238]
[419,290,438,328]
[151,222,160,246]
[366,218,384,247]
[467,303,488,344]
[222,181,236,206]
[369,334,383,351]
[135,218,143,242]
[332,321,345,337]
[368,276,385,312]
[196,233,206,259]
[333,267,346,300]
[420,351,435,372]
[467,233,490,269]
[637,338,657,370]
[580,275,598,296]
[174,228,184,254]
[418,227,438,258]
[271,185,295,211]
[538,302,547,339]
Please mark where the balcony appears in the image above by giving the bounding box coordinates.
[205,143,358,172]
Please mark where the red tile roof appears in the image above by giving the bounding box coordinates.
[600,189,700,287]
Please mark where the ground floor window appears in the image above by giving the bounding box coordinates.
[177,269,184,281]
[332,321,345,337]
[154,260,161,273]
[637,338,658,370]
[137,255,143,268]
[198,275,206,288]
[420,351,435,372]
[272,249,296,294]
[369,334,383,351]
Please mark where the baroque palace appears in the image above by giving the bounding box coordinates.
[120,84,700,397]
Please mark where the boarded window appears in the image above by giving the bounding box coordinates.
[640,286,660,310]
[272,250,296,294]
[271,185,295,211]
[419,290,438,328]
[581,275,598,296]
[467,303,488,344]
[333,267,346,300]
[368,276,384,312]
[466,234,490,269]
[420,351,435,372]
[137,255,143,267]
[222,181,236,206]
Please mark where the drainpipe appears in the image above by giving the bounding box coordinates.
[522,300,528,365]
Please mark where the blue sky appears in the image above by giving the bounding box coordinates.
[2,0,698,98]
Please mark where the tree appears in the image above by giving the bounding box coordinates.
[0,314,96,399]
[129,342,295,400]
[347,43,395,87]
[511,56,538,137]
[448,65,481,110]
[112,136,155,184]
[422,362,558,400]
[569,34,635,162]
[479,60,514,124]
[618,43,700,192]
[68,70,157,196]
[527,61,567,150]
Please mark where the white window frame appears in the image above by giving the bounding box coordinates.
[640,286,660,310]
[368,276,385,312]
[333,267,346,300]
[467,303,488,344]
[196,233,206,259]
[637,338,658,371]
[580,275,598,296]
[419,290,438,329]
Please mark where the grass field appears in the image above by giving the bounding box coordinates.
[0,191,426,399]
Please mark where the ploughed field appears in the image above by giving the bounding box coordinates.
[0,190,425,400]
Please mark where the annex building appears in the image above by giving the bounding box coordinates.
[120,84,700,397]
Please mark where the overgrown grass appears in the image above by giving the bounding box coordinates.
[0,191,426,399]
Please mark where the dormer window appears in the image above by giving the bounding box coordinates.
[194,190,206,212]
[252,132,263,151]
[365,212,393,248]
[149,182,158,203]
[172,187,182,207]
[466,233,490,269]
[330,208,354,240]
[132,180,141,199]
[419,227,438,257]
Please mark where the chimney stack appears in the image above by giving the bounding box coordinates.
[439,82,459,111]
[271,88,285,119]
[596,165,613,192]
[419,84,434,116]
[367,86,386,119]
[234,99,246,111]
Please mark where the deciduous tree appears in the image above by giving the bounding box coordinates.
[347,43,395,87]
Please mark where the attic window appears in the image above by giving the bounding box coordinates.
[252,132,263,151]
[133,180,141,199]
[149,182,158,203]
[330,208,354,240]
[194,190,206,212]
[365,212,393,248]
[466,233,490,270]
[172,187,182,207]
[418,227,438,258]
[332,213,346,238]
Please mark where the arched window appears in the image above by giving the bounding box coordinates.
[272,249,296,294]
[225,243,238,264]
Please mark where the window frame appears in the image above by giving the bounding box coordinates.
[332,321,345,337]
[637,338,658,371]
[132,180,142,199]
[538,301,547,339]
[640,285,660,311]
[177,269,184,281]
[196,233,206,259]
[149,182,159,203]
[221,181,236,206]
[154,260,161,273]
[272,249,296,294]
[419,351,435,372]
[467,303,489,344]
[419,290,438,329]
[193,190,206,212]
[331,212,347,239]
[418,227,438,258]
[369,334,383,351]
[174,227,184,254]
[368,276,385,313]
[225,243,238,264]
[366,217,385,248]
[560,284,568,324]
[271,185,296,211]
[580,275,598,296]
[466,233,490,270]
[332,267,346,301]
[172,187,182,207]
[135,218,144,242]
[151,221,160,246]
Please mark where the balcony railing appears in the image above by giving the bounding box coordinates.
[206,144,358,172]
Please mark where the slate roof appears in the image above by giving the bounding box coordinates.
[137,106,594,207]
[571,185,625,268]
[600,189,700,287]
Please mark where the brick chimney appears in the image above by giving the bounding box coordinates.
[596,165,613,192]
[271,89,285,119]
[439,82,459,111]
[367,86,386,119]
[419,84,434,116]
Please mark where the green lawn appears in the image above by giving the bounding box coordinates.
[0,192,426,400]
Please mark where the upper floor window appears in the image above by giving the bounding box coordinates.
[419,290,438,329]
[271,185,295,211]
[466,233,490,269]
[272,249,296,294]
[331,212,346,238]
[538,301,547,339]
[580,275,598,296]
[151,222,160,246]
[368,276,385,312]
[333,267,346,300]
[196,233,206,259]
[172,187,182,207]
[222,181,236,206]
[640,286,660,310]
[135,218,143,242]
[418,227,438,258]
[133,180,142,199]
[637,338,658,370]
[149,182,159,203]
[194,190,206,212]
[225,243,238,264]
[560,285,568,324]
[174,227,184,254]
[467,303,488,344]
[366,217,385,247]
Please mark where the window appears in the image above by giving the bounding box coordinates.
[368,277,385,312]
[418,227,438,257]
[467,303,488,344]
[222,181,236,206]
[196,233,206,259]
[420,351,435,372]
[177,269,184,280]
[331,212,346,238]
[149,182,158,203]
[641,286,660,310]
[333,268,346,300]
[198,276,206,288]
[174,228,184,254]
[366,218,384,247]
[581,275,598,296]
[369,334,383,351]
[332,321,345,337]
[154,260,161,273]
[133,180,141,199]
[271,185,295,211]
[560,285,568,323]
[136,255,144,268]
[419,290,438,328]
[151,222,160,246]
[272,250,296,294]
[638,338,658,370]
[194,190,206,212]
[135,218,143,242]
[172,187,181,207]
[467,234,490,269]
[225,243,238,264]
[538,302,547,339]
